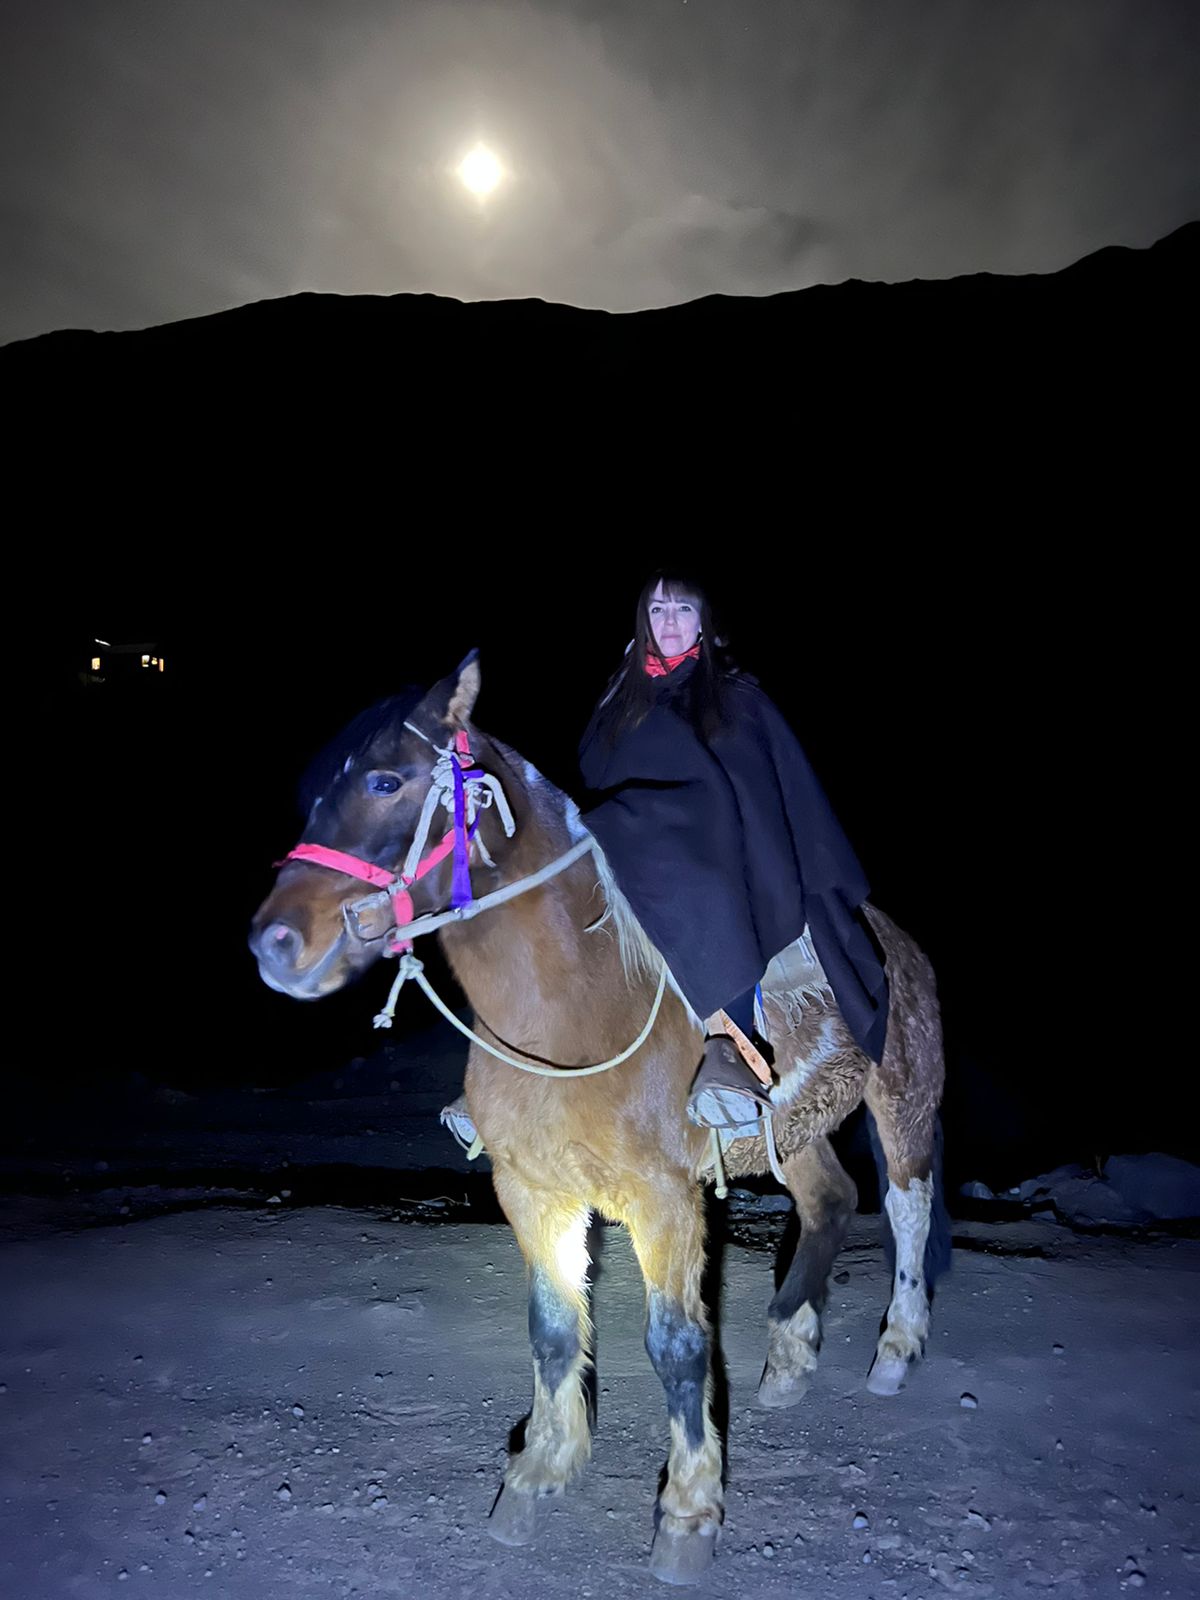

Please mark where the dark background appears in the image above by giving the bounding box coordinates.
[38,541,1189,1195]
[17,230,1192,1196]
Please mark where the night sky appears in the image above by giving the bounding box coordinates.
[3,0,1198,346]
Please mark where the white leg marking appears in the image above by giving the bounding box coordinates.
[868,1174,933,1395]
[759,1300,821,1408]
[787,1299,821,1347]
[887,1175,933,1337]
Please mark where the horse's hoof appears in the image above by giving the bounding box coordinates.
[756,1366,814,1408]
[487,1485,540,1546]
[866,1353,912,1396]
[649,1523,718,1585]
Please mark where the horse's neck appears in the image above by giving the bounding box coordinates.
[473,736,583,879]
[440,740,609,1028]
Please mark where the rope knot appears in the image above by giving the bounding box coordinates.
[372,952,426,1029]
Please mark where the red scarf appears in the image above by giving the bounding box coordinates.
[644,643,700,678]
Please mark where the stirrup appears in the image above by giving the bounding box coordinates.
[688,1084,773,1135]
[440,1095,484,1159]
[686,1036,776,1135]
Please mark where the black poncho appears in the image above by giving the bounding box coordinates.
[577,659,889,1061]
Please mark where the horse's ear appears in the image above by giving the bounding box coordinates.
[443,649,481,729]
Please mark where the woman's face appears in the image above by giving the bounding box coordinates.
[647,582,702,656]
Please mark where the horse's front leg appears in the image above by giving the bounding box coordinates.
[627,1182,724,1584]
[488,1167,592,1545]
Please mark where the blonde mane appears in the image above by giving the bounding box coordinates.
[582,834,661,987]
[504,740,661,990]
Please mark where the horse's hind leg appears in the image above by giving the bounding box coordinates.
[858,915,949,1395]
[488,1170,592,1545]
[758,1136,857,1408]
[863,1080,941,1396]
[626,1182,723,1584]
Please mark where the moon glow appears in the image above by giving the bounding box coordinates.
[457,144,504,197]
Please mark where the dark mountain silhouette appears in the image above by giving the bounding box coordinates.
[17,225,1196,1179]
[6,223,1193,492]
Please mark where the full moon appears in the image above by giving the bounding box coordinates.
[457,144,504,198]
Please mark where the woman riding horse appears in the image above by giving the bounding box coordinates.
[578,570,890,1128]
[249,616,948,1581]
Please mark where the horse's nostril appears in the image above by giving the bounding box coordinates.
[261,919,302,967]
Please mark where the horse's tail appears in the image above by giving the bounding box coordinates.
[866,1108,953,1289]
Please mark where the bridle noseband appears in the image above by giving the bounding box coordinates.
[269,716,672,1094]
[282,725,516,954]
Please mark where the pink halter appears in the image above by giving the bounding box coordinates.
[281,730,480,954]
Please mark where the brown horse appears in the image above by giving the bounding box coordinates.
[249,655,948,1584]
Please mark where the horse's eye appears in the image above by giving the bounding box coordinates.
[366,771,402,796]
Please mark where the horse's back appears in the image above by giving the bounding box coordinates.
[724,905,941,1173]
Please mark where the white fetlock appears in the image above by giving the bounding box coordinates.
[868,1175,933,1395]
[867,1336,923,1396]
[758,1306,821,1407]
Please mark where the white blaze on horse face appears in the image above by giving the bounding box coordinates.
[648,582,701,655]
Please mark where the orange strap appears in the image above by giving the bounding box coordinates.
[714,1008,774,1086]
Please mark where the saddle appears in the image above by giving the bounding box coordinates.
[439,930,833,1157]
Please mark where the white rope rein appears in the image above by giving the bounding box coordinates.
[373,724,778,1184]
[374,950,669,1077]
[368,729,669,1075]
[373,837,597,946]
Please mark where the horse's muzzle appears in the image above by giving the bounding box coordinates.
[258,919,303,969]
[249,916,349,999]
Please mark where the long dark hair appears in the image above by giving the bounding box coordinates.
[594,570,737,745]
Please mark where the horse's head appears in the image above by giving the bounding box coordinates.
[249,652,486,999]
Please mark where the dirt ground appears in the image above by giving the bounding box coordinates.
[3,1197,1197,1600]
